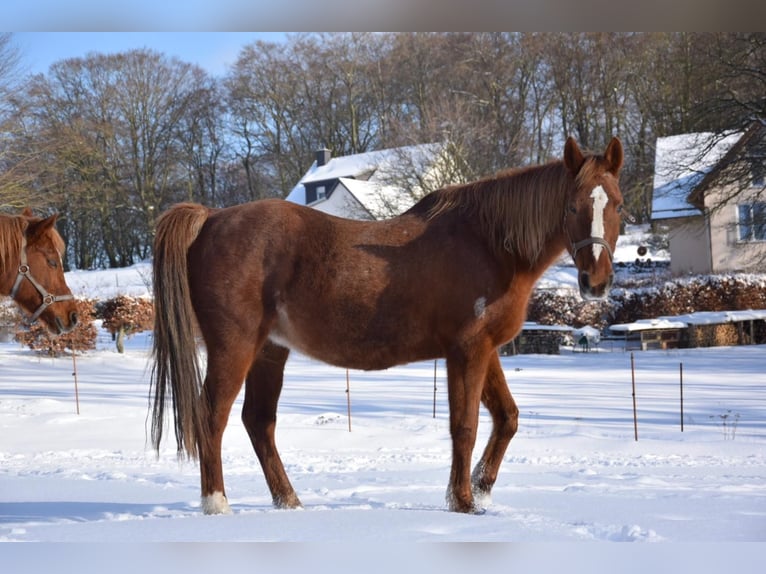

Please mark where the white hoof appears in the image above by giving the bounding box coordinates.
[201,491,232,515]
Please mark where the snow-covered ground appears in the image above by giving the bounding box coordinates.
[2,327,764,543]
[1,226,764,567]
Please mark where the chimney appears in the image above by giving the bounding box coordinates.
[316,147,331,167]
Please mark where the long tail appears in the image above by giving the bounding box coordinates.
[150,203,210,459]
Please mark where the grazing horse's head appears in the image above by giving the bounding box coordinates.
[563,136,624,300]
[8,212,79,334]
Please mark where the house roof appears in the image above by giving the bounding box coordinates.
[687,120,766,208]
[651,130,742,221]
[286,142,444,210]
[336,177,417,219]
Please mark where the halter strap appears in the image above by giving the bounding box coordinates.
[10,234,74,324]
[570,236,614,264]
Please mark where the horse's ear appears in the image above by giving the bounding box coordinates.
[22,207,34,217]
[26,214,58,241]
[604,137,624,175]
[564,137,586,175]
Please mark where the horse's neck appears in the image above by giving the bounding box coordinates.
[524,229,569,280]
[0,260,14,296]
[0,221,19,296]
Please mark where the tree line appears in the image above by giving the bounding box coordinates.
[1,32,764,270]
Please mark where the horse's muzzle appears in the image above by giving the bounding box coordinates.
[53,311,79,335]
[578,271,614,300]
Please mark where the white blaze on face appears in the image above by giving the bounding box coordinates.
[590,185,609,261]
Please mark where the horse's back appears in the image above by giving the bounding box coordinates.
[186,198,515,370]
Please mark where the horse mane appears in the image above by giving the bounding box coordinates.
[426,160,575,264]
[0,213,23,272]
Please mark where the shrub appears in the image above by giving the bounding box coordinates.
[96,295,154,353]
[607,274,766,325]
[15,299,97,356]
[527,274,766,329]
[527,290,611,330]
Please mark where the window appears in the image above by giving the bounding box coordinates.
[316,185,326,200]
[738,202,766,241]
[753,161,765,187]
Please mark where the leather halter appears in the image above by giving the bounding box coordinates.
[570,236,614,265]
[10,234,74,324]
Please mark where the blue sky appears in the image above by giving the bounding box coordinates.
[13,32,288,77]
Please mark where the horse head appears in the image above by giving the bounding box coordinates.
[563,136,624,300]
[12,211,79,334]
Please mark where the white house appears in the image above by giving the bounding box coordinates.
[650,121,766,274]
[286,143,450,220]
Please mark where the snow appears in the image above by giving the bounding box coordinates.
[337,176,417,217]
[651,131,742,221]
[285,143,443,208]
[611,310,766,332]
[2,317,765,545]
[663,309,766,325]
[3,336,766,544]
[610,319,689,332]
[63,262,151,299]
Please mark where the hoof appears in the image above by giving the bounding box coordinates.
[201,491,232,515]
[449,501,486,515]
[274,492,303,509]
[447,490,486,514]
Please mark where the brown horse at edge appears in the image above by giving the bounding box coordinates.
[150,137,624,514]
[1,209,78,334]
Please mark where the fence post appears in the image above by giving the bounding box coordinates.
[433,359,438,418]
[72,347,80,415]
[680,362,684,432]
[345,369,352,432]
[631,352,638,441]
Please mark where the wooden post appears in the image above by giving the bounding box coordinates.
[432,359,438,418]
[72,348,80,415]
[345,368,352,432]
[680,362,684,432]
[631,352,638,441]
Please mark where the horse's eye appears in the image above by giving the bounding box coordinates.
[46,258,58,269]
[617,205,623,214]
[569,205,577,214]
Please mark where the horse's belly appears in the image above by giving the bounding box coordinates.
[267,304,435,370]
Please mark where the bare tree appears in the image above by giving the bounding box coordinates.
[0,33,35,211]
[9,49,217,268]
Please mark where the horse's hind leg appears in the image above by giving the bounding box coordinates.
[242,341,302,509]
[471,352,518,506]
[199,344,255,515]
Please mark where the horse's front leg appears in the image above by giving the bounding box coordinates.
[445,349,490,513]
[471,352,518,506]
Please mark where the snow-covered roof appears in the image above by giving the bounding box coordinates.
[521,321,572,332]
[609,318,688,332]
[651,131,742,221]
[659,309,766,325]
[336,177,417,219]
[286,142,444,214]
[610,309,766,332]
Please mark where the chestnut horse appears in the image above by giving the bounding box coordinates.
[0,210,78,334]
[150,137,624,514]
